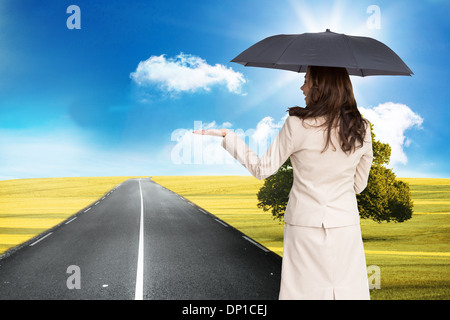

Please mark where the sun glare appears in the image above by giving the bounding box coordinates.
[288,0,377,36]
[235,0,392,114]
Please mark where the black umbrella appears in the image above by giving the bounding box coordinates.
[231,29,413,77]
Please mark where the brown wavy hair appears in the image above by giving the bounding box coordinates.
[288,66,368,154]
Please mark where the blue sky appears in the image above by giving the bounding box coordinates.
[0,0,449,180]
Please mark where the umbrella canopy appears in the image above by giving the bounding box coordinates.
[231,29,413,76]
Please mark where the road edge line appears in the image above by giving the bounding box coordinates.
[135,179,145,300]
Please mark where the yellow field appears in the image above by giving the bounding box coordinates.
[0,176,145,255]
[2,176,449,257]
[1,175,449,299]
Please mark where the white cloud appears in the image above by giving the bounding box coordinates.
[359,102,423,166]
[251,115,287,147]
[130,53,246,95]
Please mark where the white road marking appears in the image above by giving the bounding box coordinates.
[95,201,100,206]
[215,219,228,227]
[199,209,207,214]
[84,207,91,213]
[65,217,77,224]
[135,179,145,300]
[242,236,270,253]
[29,232,53,247]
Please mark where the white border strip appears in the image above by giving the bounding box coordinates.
[214,219,228,227]
[65,217,77,225]
[242,236,269,252]
[29,232,53,247]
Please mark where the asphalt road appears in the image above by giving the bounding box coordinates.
[0,178,282,300]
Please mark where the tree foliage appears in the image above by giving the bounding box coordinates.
[257,125,413,223]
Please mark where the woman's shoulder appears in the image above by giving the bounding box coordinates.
[286,115,326,128]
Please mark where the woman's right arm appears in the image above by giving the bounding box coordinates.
[221,117,298,180]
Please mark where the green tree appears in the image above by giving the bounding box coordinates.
[256,158,293,220]
[257,125,413,223]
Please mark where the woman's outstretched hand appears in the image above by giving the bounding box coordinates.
[192,129,229,137]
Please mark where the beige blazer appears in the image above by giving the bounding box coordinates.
[221,115,373,228]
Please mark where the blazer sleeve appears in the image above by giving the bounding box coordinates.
[354,124,374,194]
[221,116,298,180]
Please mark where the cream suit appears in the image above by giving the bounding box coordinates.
[221,115,373,300]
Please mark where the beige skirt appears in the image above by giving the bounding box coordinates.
[279,223,370,300]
